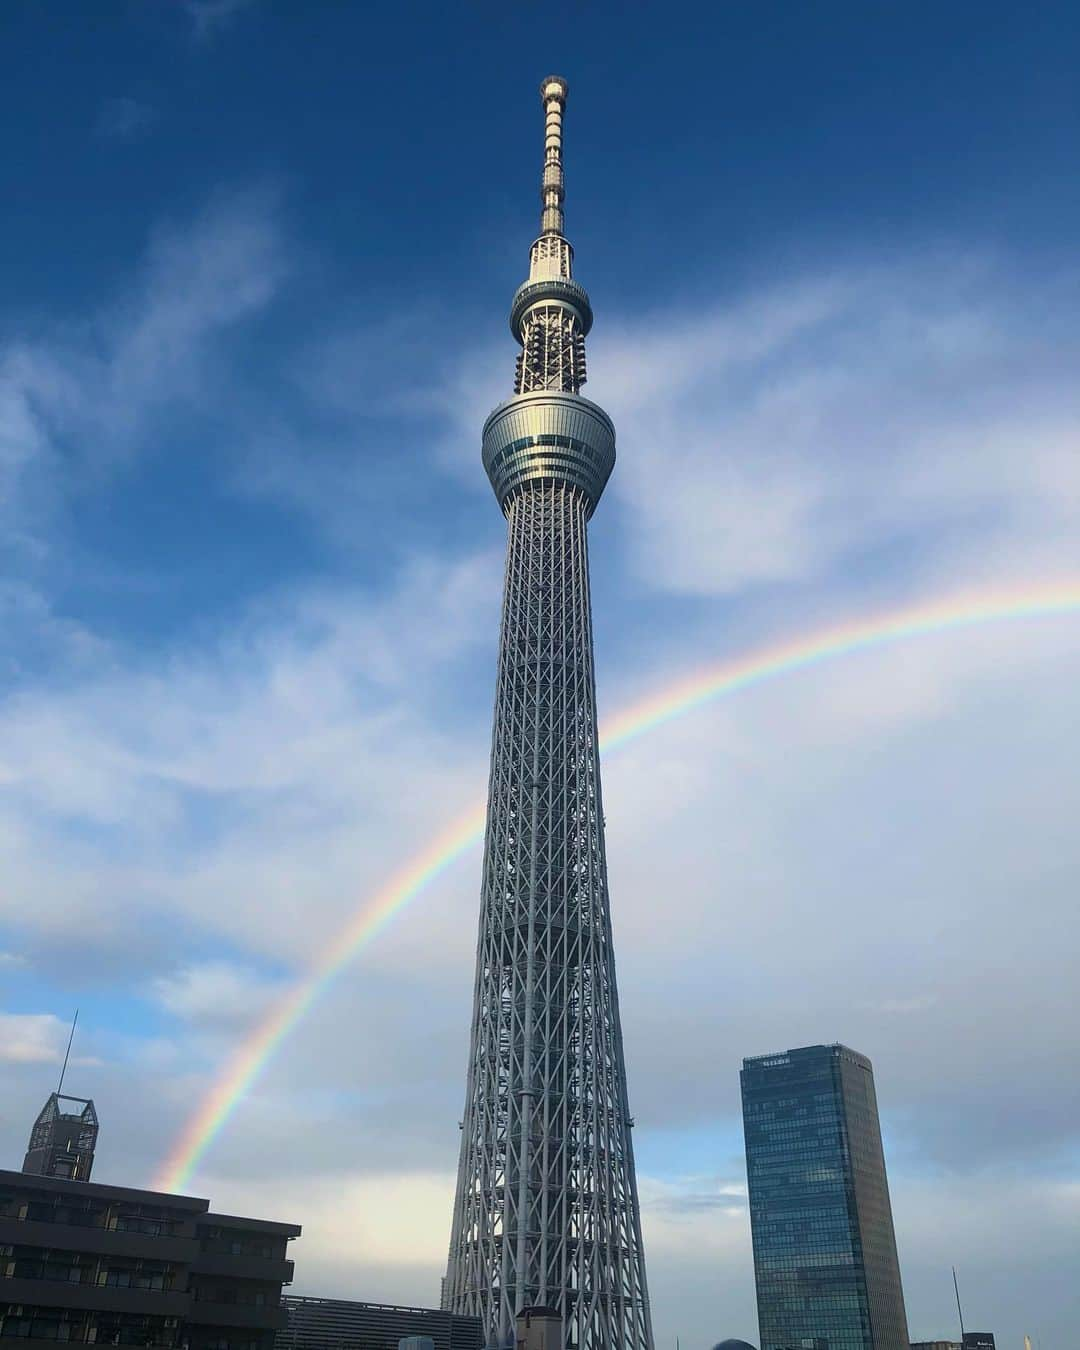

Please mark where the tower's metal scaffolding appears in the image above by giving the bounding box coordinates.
[444,78,653,1350]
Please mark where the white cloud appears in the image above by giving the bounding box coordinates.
[0,1012,66,1064]
[640,1173,747,1216]
[150,962,285,1030]
[217,1170,454,1271]
[0,548,497,969]
[592,260,1080,595]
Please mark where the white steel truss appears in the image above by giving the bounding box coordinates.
[444,77,653,1350]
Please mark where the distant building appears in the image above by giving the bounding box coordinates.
[910,1341,961,1350]
[22,1094,99,1181]
[740,1044,910,1350]
[0,1167,299,1350]
[711,1341,758,1350]
[277,1296,482,1350]
[514,1308,561,1350]
[963,1335,996,1350]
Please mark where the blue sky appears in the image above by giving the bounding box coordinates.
[2,2,1079,1347]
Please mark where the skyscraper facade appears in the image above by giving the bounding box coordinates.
[740,1045,909,1350]
[443,78,653,1350]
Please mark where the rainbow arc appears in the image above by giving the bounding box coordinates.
[155,580,1080,1192]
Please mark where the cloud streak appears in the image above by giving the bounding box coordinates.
[94,97,156,142]
[0,188,285,596]
[182,0,257,41]
[0,1013,69,1065]
[595,259,1080,596]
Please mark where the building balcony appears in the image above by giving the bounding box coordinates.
[0,1275,190,1318]
[0,1219,197,1265]
[189,1254,293,1284]
[184,1301,288,1331]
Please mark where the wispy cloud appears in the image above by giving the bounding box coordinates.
[0,1012,67,1064]
[0,188,285,578]
[0,547,497,972]
[182,0,257,41]
[95,97,156,142]
[150,961,285,1031]
[640,1173,748,1215]
[593,259,1080,597]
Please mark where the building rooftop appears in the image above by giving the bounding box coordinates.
[0,1166,301,1235]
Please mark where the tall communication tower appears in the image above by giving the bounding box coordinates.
[444,78,653,1350]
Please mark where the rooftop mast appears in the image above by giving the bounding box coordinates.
[56,1008,79,1095]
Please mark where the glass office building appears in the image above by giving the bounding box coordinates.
[740,1044,910,1350]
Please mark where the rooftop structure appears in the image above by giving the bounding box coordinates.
[22,1094,99,1182]
[276,1295,481,1350]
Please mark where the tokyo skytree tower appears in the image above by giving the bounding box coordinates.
[444,78,653,1350]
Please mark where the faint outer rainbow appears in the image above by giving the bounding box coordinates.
[155,580,1080,1192]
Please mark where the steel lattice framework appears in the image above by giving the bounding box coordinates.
[444,78,653,1350]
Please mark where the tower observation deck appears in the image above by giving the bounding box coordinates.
[444,78,653,1350]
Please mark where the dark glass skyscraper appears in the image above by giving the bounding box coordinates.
[740,1044,909,1350]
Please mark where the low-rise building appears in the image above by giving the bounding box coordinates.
[0,1168,300,1350]
[277,1296,482,1350]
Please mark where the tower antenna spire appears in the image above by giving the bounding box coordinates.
[539,75,569,236]
[57,1008,78,1095]
[952,1265,966,1341]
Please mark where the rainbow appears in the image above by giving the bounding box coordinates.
[155,580,1080,1192]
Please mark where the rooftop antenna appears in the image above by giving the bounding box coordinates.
[56,1009,79,1095]
[952,1266,966,1343]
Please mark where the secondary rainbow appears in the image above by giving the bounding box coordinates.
[156,579,1080,1192]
